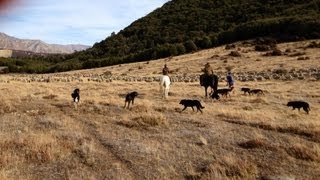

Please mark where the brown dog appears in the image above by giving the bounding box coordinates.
[241,87,250,95]
[216,88,233,97]
[249,89,264,96]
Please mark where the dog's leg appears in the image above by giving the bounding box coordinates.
[181,106,187,113]
[74,102,78,109]
[124,101,127,108]
[303,107,309,114]
[198,108,203,113]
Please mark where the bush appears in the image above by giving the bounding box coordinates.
[184,40,198,52]
[255,45,272,51]
[229,51,241,57]
[264,48,282,56]
[225,44,236,50]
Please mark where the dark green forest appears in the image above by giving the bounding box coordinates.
[2,0,320,73]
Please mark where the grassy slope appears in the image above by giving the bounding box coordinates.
[0,41,319,179]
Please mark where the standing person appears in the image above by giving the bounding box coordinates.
[226,71,234,90]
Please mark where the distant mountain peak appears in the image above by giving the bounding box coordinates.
[0,32,91,54]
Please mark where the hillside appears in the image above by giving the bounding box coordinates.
[72,0,320,68]
[0,40,319,179]
[0,32,90,54]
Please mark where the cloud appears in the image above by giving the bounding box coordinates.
[0,0,168,45]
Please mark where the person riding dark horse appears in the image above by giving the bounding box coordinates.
[200,63,219,98]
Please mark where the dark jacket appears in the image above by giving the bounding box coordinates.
[163,66,169,75]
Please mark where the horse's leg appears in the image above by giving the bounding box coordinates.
[165,86,169,99]
[159,83,163,93]
[160,82,164,98]
[205,86,208,97]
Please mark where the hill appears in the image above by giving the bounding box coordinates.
[1,0,320,73]
[0,32,90,54]
[72,0,320,69]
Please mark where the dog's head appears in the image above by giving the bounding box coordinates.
[179,99,187,105]
[287,102,293,106]
[241,88,249,91]
[131,91,138,97]
[74,88,80,94]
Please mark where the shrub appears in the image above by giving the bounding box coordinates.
[255,45,272,51]
[184,40,198,52]
[132,112,167,127]
[229,51,241,57]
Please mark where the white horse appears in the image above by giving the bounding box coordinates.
[159,75,171,99]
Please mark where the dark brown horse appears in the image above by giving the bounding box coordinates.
[200,74,219,99]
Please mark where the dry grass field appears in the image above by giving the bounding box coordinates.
[0,40,320,179]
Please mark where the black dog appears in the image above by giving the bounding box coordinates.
[249,89,264,95]
[241,87,251,95]
[124,91,139,109]
[216,88,233,97]
[71,88,80,103]
[179,99,205,113]
[287,101,310,114]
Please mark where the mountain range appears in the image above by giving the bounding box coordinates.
[0,32,90,54]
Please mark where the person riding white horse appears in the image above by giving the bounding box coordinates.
[160,64,171,99]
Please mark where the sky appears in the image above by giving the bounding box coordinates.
[0,0,168,46]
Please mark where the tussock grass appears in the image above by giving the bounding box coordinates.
[286,144,320,162]
[238,139,270,149]
[42,94,58,100]
[131,112,167,127]
[192,155,258,179]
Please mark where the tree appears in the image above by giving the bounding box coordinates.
[184,40,198,52]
